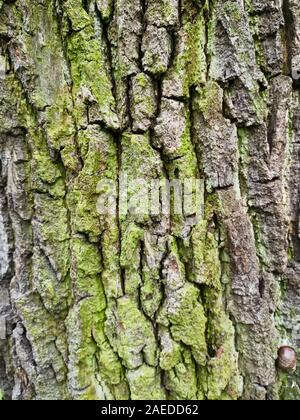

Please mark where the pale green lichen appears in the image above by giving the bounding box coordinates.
[120,223,144,295]
[190,220,221,286]
[105,297,158,370]
[209,0,267,124]
[66,234,126,399]
[64,0,119,130]
[131,73,156,132]
[69,128,117,241]
[127,365,166,400]
[64,0,91,30]
[1,0,291,402]
[195,80,223,119]
[71,238,102,284]
[159,327,182,371]
[32,250,72,315]
[15,293,69,399]
[66,301,105,399]
[146,0,178,27]
[121,132,164,225]
[121,132,163,182]
[140,268,163,319]
[33,195,70,277]
[278,369,300,400]
[201,202,243,400]
[18,92,69,197]
[100,225,123,299]
[165,108,200,237]
[96,0,114,22]
[164,349,198,400]
[167,283,208,366]
[14,0,78,165]
[43,95,77,163]
[95,335,129,398]
[163,2,207,98]
[178,194,243,400]
[205,313,242,400]
[182,9,207,92]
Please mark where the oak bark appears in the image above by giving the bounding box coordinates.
[0,0,300,400]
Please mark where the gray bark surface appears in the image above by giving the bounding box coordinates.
[0,0,300,400]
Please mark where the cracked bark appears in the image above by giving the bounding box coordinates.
[0,0,300,400]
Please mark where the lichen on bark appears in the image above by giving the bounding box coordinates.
[1,0,300,401]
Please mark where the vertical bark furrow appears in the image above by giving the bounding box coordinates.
[0,0,300,400]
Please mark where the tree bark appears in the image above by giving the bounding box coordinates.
[0,0,300,400]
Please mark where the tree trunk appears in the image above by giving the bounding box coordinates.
[0,0,300,401]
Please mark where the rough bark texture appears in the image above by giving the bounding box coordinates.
[0,0,300,401]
